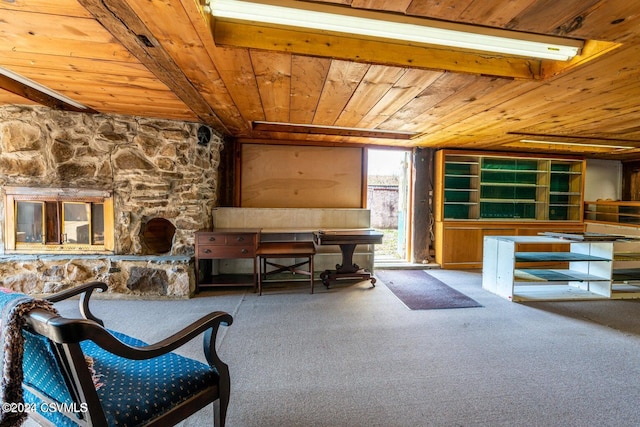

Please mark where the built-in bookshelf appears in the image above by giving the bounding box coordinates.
[434,150,586,269]
[439,151,584,221]
[442,155,479,219]
[584,200,640,225]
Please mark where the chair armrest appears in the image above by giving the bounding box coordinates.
[45,281,108,326]
[26,309,233,361]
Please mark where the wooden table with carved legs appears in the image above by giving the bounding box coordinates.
[313,230,383,288]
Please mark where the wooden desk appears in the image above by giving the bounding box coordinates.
[313,230,383,288]
[195,229,260,292]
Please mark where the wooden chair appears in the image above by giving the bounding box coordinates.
[16,281,233,426]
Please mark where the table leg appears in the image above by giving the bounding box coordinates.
[335,243,359,274]
[320,243,376,289]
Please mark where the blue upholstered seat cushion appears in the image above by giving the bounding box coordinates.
[81,330,219,427]
[22,327,218,427]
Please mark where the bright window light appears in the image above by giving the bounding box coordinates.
[208,0,583,61]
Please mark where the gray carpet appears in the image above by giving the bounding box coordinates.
[375,269,482,309]
[28,269,640,427]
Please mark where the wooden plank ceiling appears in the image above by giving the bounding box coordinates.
[1,0,640,159]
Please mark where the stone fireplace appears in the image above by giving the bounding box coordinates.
[0,106,222,298]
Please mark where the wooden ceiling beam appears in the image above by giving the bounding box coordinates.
[252,121,416,139]
[78,0,229,133]
[212,20,540,80]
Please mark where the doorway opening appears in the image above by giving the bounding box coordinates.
[367,148,412,264]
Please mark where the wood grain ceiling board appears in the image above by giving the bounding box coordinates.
[209,46,265,131]
[251,50,292,123]
[351,0,414,13]
[406,76,518,137]
[0,9,134,61]
[6,66,177,94]
[122,0,247,133]
[406,0,478,20]
[0,51,150,76]
[382,73,479,132]
[0,0,639,159]
[0,89,38,106]
[0,1,192,119]
[417,41,640,144]
[333,64,407,128]
[492,56,640,137]
[457,0,538,27]
[503,0,603,35]
[1,0,93,18]
[355,69,442,130]
[563,2,640,42]
[312,60,371,126]
[77,0,224,129]
[290,56,331,124]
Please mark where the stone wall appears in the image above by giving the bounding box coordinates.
[0,106,222,297]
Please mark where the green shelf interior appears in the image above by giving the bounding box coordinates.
[442,154,582,221]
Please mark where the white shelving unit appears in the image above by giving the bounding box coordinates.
[482,235,613,302]
[611,240,640,299]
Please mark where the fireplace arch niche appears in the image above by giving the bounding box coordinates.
[141,218,176,255]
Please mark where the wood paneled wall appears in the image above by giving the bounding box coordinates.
[240,143,364,208]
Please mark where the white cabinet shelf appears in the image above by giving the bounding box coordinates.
[610,241,640,299]
[482,236,614,302]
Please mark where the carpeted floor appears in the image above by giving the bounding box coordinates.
[375,269,482,310]
[26,269,640,427]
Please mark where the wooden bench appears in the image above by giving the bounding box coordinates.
[256,241,316,294]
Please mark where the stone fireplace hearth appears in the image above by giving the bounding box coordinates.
[0,106,223,298]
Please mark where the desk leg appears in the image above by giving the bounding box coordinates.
[320,243,376,289]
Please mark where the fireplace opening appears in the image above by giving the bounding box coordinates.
[142,218,176,254]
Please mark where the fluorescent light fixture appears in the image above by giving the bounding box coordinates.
[520,139,634,150]
[208,0,583,61]
[0,66,87,110]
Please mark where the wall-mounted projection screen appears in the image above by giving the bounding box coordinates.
[240,144,363,208]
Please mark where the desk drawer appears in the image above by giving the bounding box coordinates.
[198,245,256,258]
[197,233,256,246]
[226,233,255,245]
[197,233,225,245]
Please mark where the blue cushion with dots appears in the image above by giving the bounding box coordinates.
[80,330,219,427]
[22,330,81,426]
[22,327,219,427]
